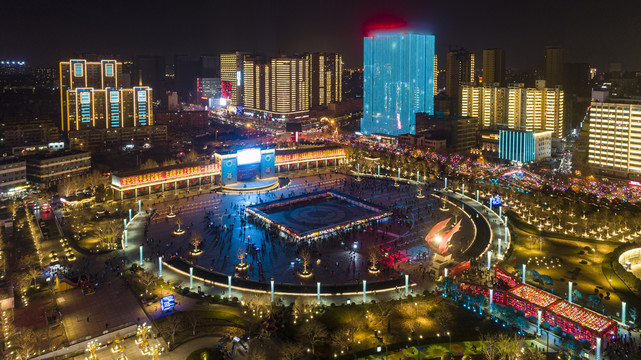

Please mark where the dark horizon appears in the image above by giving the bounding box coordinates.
[2,0,641,71]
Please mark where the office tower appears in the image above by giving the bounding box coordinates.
[59,59,154,135]
[361,32,435,136]
[269,57,308,117]
[544,46,564,87]
[434,54,438,94]
[460,82,564,137]
[482,48,505,86]
[306,53,343,107]
[0,61,28,75]
[220,52,250,107]
[588,100,641,177]
[134,56,166,102]
[446,48,475,98]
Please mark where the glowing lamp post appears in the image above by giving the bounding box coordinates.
[487,251,492,270]
[271,279,275,302]
[124,229,128,248]
[138,199,142,214]
[623,301,627,325]
[476,189,479,202]
[568,281,573,303]
[444,177,448,190]
[596,337,601,360]
[363,280,367,304]
[189,267,193,289]
[129,208,132,222]
[461,183,465,196]
[522,264,526,284]
[405,274,409,297]
[228,275,232,298]
[139,245,143,266]
[317,282,321,305]
[158,257,162,277]
[537,310,542,336]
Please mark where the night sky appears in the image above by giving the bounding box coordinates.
[2,0,640,71]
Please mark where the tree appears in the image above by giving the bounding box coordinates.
[158,314,182,347]
[138,270,156,294]
[86,170,108,190]
[299,247,311,274]
[298,320,327,354]
[246,338,267,360]
[175,215,184,232]
[279,341,304,360]
[479,333,502,360]
[330,330,350,353]
[13,329,38,360]
[140,159,159,170]
[183,151,199,163]
[186,311,199,336]
[93,219,121,248]
[190,231,202,254]
[25,266,41,288]
[368,245,381,270]
[57,179,76,197]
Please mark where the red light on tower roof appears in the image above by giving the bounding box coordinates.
[363,15,408,37]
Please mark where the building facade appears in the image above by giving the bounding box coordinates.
[416,113,478,153]
[446,48,475,98]
[482,48,505,86]
[499,130,552,163]
[25,150,91,185]
[306,53,342,107]
[243,57,309,119]
[362,33,435,137]
[220,52,249,107]
[0,157,26,193]
[588,101,641,177]
[544,46,564,88]
[460,81,565,137]
[59,59,161,150]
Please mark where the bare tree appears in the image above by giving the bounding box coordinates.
[138,270,156,294]
[140,159,159,170]
[183,151,199,163]
[162,159,176,167]
[175,215,184,232]
[190,231,202,254]
[57,179,76,198]
[298,320,327,354]
[368,245,381,270]
[93,219,121,248]
[299,247,312,274]
[185,311,199,336]
[479,333,502,360]
[25,266,41,288]
[158,314,182,346]
[330,329,350,353]
[13,329,38,360]
[86,170,108,190]
[280,341,304,360]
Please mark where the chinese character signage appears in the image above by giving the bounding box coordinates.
[275,148,346,164]
[117,163,221,187]
[221,81,232,99]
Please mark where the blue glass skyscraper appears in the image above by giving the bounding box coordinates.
[362,33,435,137]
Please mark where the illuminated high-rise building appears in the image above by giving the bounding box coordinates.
[446,48,475,98]
[242,57,308,119]
[59,59,153,132]
[460,83,505,128]
[588,100,641,177]
[362,32,435,136]
[434,54,438,94]
[482,48,505,86]
[220,52,250,107]
[461,81,564,137]
[306,53,342,107]
[269,57,308,117]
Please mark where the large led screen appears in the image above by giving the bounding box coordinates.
[237,148,261,165]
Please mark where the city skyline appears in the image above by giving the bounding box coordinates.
[2,0,641,71]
